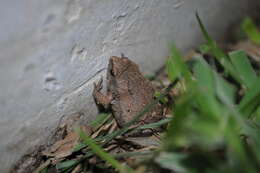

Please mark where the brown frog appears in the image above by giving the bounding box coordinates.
[93,55,163,128]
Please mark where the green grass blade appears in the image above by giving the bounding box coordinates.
[166,45,193,84]
[214,71,237,104]
[75,127,133,173]
[196,13,227,59]
[193,59,224,119]
[193,58,215,97]
[136,118,171,130]
[196,13,240,83]
[73,142,87,152]
[194,57,236,104]
[154,91,168,104]
[113,151,153,159]
[199,44,211,54]
[239,78,260,117]
[166,55,179,82]
[229,50,257,89]
[56,160,78,171]
[242,17,260,44]
[164,93,195,148]
[90,113,112,130]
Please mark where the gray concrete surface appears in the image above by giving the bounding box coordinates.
[0,0,259,172]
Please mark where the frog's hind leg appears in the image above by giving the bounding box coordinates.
[93,78,112,109]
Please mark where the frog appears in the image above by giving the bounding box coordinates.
[93,55,163,128]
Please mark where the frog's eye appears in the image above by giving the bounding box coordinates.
[110,68,115,76]
[127,109,131,113]
[110,67,118,76]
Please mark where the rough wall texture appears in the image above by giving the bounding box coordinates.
[0,0,259,172]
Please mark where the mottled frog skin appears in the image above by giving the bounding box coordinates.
[93,56,163,127]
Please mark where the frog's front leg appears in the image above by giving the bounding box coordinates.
[93,78,113,109]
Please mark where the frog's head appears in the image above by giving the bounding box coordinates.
[109,56,136,77]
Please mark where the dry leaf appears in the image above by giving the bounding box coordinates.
[108,120,118,134]
[104,144,118,152]
[42,131,79,159]
[80,125,93,136]
[33,159,52,173]
[126,136,161,148]
[71,164,82,173]
[91,120,116,138]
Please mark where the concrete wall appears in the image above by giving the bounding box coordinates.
[0,0,259,172]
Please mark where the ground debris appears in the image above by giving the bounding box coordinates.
[34,111,165,173]
[42,131,79,159]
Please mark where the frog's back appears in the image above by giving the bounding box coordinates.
[111,61,163,127]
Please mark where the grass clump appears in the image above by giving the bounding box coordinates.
[160,15,260,173]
